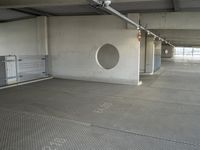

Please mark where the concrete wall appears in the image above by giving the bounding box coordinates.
[48,15,140,85]
[0,17,47,56]
[162,44,174,58]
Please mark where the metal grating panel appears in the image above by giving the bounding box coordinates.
[5,56,17,84]
[0,56,6,86]
[0,108,198,150]
[17,55,48,82]
[0,56,17,86]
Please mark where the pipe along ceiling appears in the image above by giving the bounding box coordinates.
[89,0,175,47]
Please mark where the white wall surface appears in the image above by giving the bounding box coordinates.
[48,15,140,85]
[0,17,47,56]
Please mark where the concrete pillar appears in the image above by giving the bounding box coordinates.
[145,36,155,74]
[140,31,146,73]
[36,16,49,74]
[154,40,162,71]
[162,44,174,58]
[36,16,48,55]
[140,35,163,75]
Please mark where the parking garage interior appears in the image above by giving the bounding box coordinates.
[1,0,200,149]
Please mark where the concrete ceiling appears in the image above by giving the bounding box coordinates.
[1,0,200,22]
[0,0,200,46]
[152,29,200,47]
[0,8,34,22]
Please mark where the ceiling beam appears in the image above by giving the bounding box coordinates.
[90,0,174,47]
[0,0,88,8]
[10,8,37,16]
[10,8,55,16]
[88,2,110,15]
[0,16,36,23]
[0,0,170,9]
[172,0,179,11]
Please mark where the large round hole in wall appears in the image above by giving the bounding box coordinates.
[96,44,120,70]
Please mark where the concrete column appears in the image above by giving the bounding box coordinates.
[162,44,174,58]
[36,16,48,55]
[145,36,155,74]
[154,40,162,72]
[140,31,146,73]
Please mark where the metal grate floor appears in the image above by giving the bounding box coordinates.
[0,108,198,150]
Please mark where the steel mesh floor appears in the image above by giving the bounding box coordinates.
[1,59,200,150]
[0,108,198,150]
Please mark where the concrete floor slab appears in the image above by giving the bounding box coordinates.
[0,58,200,149]
[0,108,197,150]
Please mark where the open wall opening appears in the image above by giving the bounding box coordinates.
[96,44,120,70]
[175,47,200,58]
